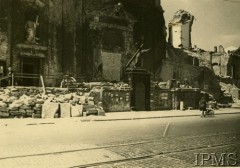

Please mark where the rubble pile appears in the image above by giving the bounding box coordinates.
[0,86,101,118]
[0,87,44,118]
[219,82,237,103]
[0,82,131,118]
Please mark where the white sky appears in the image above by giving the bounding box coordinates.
[161,0,240,51]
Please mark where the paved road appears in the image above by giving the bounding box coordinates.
[1,114,240,167]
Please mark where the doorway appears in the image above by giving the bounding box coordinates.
[0,61,7,87]
[135,82,146,111]
[21,57,41,86]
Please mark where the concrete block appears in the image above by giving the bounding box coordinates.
[32,113,41,118]
[64,93,73,100]
[0,107,8,112]
[26,112,34,117]
[69,100,76,105]
[18,109,26,113]
[0,112,9,117]
[9,111,21,116]
[60,103,71,118]
[0,102,7,108]
[73,97,79,103]
[71,104,83,117]
[34,110,42,114]
[42,102,59,118]
[20,105,32,110]
[86,109,98,116]
[35,103,42,107]
[33,107,42,111]
[88,101,95,105]
[26,109,34,113]
[97,108,105,116]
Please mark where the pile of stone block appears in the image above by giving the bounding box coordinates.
[0,82,132,119]
[42,92,81,118]
[0,86,106,118]
[0,87,44,118]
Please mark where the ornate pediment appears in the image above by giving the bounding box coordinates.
[88,2,136,25]
[104,3,135,21]
[17,43,47,58]
[21,0,45,8]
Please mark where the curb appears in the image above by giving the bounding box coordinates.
[1,111,240,126]
[91,115,199,122]
[86,111,240,122]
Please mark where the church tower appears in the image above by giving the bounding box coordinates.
[168,10,194,49]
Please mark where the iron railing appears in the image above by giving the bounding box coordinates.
[0,73,91,88]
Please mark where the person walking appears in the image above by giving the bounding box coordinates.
[199,96,207,117]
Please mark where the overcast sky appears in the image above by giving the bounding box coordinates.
[161,0,240,51]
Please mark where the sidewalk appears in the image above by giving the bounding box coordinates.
[90,108,240,121]
[1,108,240,127]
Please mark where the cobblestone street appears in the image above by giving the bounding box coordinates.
[1,114,240,167]
[77,132,240,167]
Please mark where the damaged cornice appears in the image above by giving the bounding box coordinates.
[169,9,194,25]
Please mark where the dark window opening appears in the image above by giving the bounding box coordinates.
[24,9,39,22]
[102,28,124,52]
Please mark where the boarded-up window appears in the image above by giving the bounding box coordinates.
[102,51,122,81]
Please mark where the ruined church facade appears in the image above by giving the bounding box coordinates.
[0,0,166,86]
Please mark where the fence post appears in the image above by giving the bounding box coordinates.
[11,73,14,87]
[40,75,46,95]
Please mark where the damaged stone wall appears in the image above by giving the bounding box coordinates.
[0,32,8,61]
[6,0,49,75]
[155,45,223,101]
[199,46,240,102]
[168,10,194,49]
[5,0,87,86]
[159,52,202,88]
[0,0,10,71]
[228,48,240,88]
[86,1,136,81]
[3,0,166,86]
[158,46,201,83]
[197,46,230,78]
[47,0,89,84]
[85,0,166,81]
[123,2,166,77]
[212,53,229,77]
